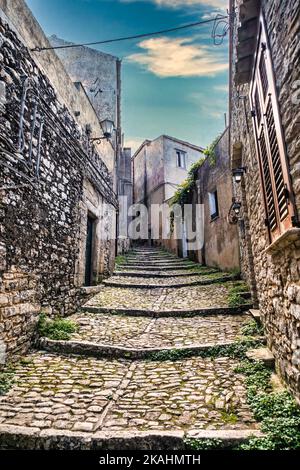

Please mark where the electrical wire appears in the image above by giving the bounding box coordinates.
[31,15,229,52]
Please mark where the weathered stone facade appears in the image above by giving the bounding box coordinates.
[0,1,118,357]
[194,129,240,271]
[230,0,300,399]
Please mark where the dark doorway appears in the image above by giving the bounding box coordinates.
[85,215,95,286]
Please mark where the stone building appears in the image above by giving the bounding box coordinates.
[0,0,119,357]
[191,129,240,271]
[165,129,240,271]
[132,135,204,244]
[49,36,132,254]
[229,0,300,399]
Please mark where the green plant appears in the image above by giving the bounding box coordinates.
[0,367,15,396]
[241,320,264,337]
[147,339,263,362]
[115,255,127,266]
[236,360,300,450]
[184,437,223,450]
[220,410,238,424]
[37,313,78,341]
[169,158,205,207]
[228,282,250,307]
[203,135,221,166]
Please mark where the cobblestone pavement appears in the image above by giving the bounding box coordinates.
[0,248,258,441]
[69,313,249,348]
[0,352,256,432]
[85,283,237,311]
[107,273,232,287]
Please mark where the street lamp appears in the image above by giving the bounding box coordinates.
[90,119,115,144]
[232,201,242,216]
[232,167,247,183]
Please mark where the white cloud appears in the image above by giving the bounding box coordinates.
[127,36,228,78]
[154,0,227,9]
[121,0,228,9]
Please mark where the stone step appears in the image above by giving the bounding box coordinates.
[0,426,263,450]
[39,337,261,361]
[103,274,236,289]
[83,283,251,314]
[113,269,220,278]
[0,351,260,448]
[117,264,198,271]
[82,304,252,317]
[121,261,195,267]
[37,311,251,359]
[246,347,275,368]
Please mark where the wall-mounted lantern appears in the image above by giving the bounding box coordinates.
[232,166,247,183]
[89,119,115,144]
[228,198,242,225]
[232,201,242,216]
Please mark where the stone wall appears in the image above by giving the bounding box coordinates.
[0,5,117,356]
[230,0,300,399]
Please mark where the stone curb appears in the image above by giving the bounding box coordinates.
[81,304,253,317]
[113,270,220,278]
[103,275,238,289]
[37,338,250,360]
[0,425,262,450]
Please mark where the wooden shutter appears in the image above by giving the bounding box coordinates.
[250,13,296,242]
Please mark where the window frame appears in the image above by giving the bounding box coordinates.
[176,149,186,169]
[249,11,296,243]
[208,190,219,221]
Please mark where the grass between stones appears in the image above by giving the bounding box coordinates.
[227,282,250,307]
[0,366,15,396]
[37,313,78,341]
[146,340,264,362]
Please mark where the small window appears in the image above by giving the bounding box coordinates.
[209,191,219,220]
[176,150,186,169]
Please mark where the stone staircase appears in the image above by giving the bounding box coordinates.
[0,248,265,450]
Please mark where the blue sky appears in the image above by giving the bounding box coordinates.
[26,0,229,151]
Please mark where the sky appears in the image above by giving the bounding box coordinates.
[26,0,229,152]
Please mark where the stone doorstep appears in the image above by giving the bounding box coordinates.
[38,338,255,360]
[103,275,237,289]
[0,425,263,450]
[80,285,104,296]
[246,347,275,368]
[249,309,261,323]
[81,304,253,317]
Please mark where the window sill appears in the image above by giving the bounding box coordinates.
[210,215,219,223]
[264,228,300,256]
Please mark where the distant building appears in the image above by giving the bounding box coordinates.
[166,129,240,271]
[132,135,204,244]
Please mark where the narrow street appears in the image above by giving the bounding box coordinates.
[0,248,263,449]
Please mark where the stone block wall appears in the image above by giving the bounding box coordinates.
[0,12,117,357]
[230,0,300,399]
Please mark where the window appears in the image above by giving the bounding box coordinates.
[176,150,186,169]
[209,191,219,220]
[250,14,296,243]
